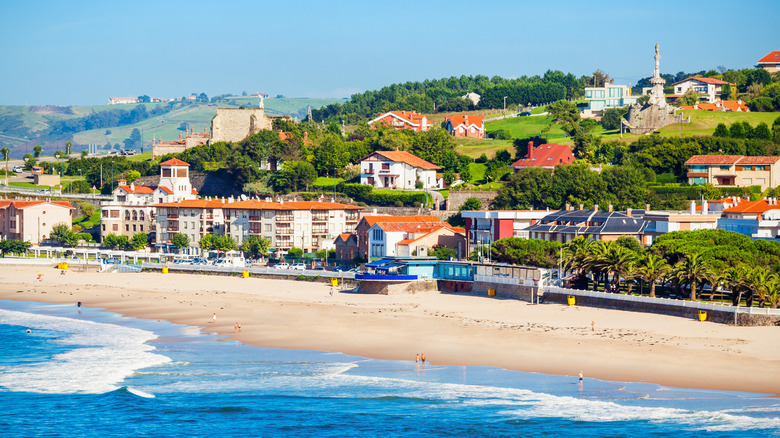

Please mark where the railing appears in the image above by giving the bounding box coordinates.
[276,216,293,221]
[248,216,260,221]
[276,228,293,235]
[474,274,537,287]
[248,228,261,234]
[545,286,780,315]
[167,214,179,219]
[312,216,328,222]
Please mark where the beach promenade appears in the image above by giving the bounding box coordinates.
[2,265,779,395]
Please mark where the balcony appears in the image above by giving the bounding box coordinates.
[276,228,293,235]
[167,213,179,219]
[205,214,214,220]
[276,215,293,222]
[167,224,179,232]
[248,228,261,234]
[312,228,328,234]
[312,215,328,222]
[249,215,261,221]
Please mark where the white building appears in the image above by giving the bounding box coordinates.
[582,83,638,118]
[100,158,198,241]
[360,150,442,189]
[672,77,735,103]
[154,198,362,254]
[367,220,464,259]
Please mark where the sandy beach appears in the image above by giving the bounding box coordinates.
[2,265,779,396]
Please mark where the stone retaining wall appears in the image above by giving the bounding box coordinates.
[357,279,438,295]
[447,190,498,211]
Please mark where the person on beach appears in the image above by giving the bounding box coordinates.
[234,322,239,333]
[237,323,241,333]
[36,273,43,282]
[212,313,216,324]
[77,301,82,313]
[416,354,420,365]
[330,287,333,296]
[421,353,426,367]
[579,371,583,381]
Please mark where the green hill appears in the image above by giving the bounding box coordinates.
[0,98,343,157]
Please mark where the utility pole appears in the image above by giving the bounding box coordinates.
[503,96,507,117]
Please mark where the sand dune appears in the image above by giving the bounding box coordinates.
[2,266,778,395]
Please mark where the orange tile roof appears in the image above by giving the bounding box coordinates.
[369,111,431,128]
[377,223,448,233]
[723,199,780,214]
[222,199,362,211]
[337,233,354,242]
[757,51,780,64]
[685,155,743,165]
[673,76,734,86]
[697,102,720,111]
[158,187,173,194]
[119,185,154,194]
[362,215,441,226]
[0,200,73,209]
[737,156,780,164]
[159,158,190,166]
[720,100,749,112]
[367,150,440,170]
[154,199,226,208]
[446,115,484,128]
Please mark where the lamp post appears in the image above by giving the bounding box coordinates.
[503,96,508,117]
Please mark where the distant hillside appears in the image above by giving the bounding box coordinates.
[0,97,343,158]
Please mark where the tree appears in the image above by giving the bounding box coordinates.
[199,234,214,251]
[678,88,703,106]
[130,233,148,250]
[639,254,669,298]
[600,106,628,130]
[729,122,745,139]
[587,70,613,87]
[125,170,141,183]
[713,123,729,137]
[241,235,270,258]
[171,233,190,253]
[287,247,303,258]
[79,202,95,218]
[461,197,482,211]
[81,149,88,158]
[197,93,209,103]
[753,122,771,140]
[0,239,31,256]
[137,95,151,103]
[1,146,9,182]
[65,141,72,156]
[102,233,129,250]
[429,245,457,260]
[50,223,79,246]
[34,144,42,158]
[672,252,712,301]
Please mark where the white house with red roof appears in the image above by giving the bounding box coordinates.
[360,150,442,189]
[0,199,74,244]
[101,159,199,242]
[508,142,575,172]
[718,198,780,239]
[684,155,780,190]
[366,218,465,259]
[444,115,485,139]
[672,77,735,103]
[757,51,780,73]
[368,111,432,132]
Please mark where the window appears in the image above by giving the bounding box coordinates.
[140,225,144,231]
[113,224,118,231]
[265,224,272,232]
[140,212,145,221]
[125,224,129,231]
[132,211,138,221]
[102,224,106,231]
[162,168,171,177]
[133,225,137,232]
[102,210,108,218]
[125,211,130,220]
[110,210,119,218]
[720,165,730,171]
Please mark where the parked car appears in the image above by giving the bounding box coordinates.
[273,263,290,270]
[12,166,23,173]
[290,263,307,271]
[517,111,531,117]
[190,258,208,265]
[332,265,352,272]
[173,259,190,265]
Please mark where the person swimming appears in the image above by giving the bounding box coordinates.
[26,329,31,334]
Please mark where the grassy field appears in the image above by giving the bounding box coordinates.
[454,137,515,159]
[607,110,780,142]
[313,176,344,187]
[74,210,100,229]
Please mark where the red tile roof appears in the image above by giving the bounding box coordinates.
[366,150,441,170]
[685,155,743,165]
[368,111,431,128]
[446,115,484,128]
[673,76,734,86]
[757,51,780,64]
[159,158,190,166]
[0,200,73,209]
[509,143,575,168]
[158,187,173,194]
[697,102,720,111]
[119,185,154,194]
[686,155,780,165]
[221,199,362,211]
[737,156,780,164]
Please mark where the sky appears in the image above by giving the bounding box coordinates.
[2,0,779,106]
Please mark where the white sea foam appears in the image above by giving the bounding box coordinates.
[0,308,171,394]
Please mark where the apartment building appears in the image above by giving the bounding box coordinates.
[0,199,74,244]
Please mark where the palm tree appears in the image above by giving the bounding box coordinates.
[673,253,713,301]
[585,240,612,291]
[723,265,750,306]
[640,253,670,298]
[624,261,638,294]
[747,267,775,308]
[601,245,637,293]
[562,236,592,276]
[1,146,9,186]
[767,280,780,309]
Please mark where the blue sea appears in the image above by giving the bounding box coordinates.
[1,300,778,437]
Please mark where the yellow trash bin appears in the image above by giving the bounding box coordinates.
[62,263,68,270]
[162,266,169,274]
[243,271,249,278]
[488,287,496,297]
[330,278,338,287]
[57,262,62,269]
[567,295,576,306]
[698,310,707,321]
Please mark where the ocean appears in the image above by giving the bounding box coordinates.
[0,300,778,437]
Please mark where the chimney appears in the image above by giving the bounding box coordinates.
[579,204,584,211]
[565,202,570,211]
[690,200,696,214]
[528,141,534,159]
[608,204,613,213]
[626,208,632,217]
[645,203,651,211]
[703,200,709,214]
[593,204,599,212]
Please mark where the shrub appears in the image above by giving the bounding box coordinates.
[394,200,404,207]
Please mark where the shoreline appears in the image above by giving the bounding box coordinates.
[2,266,779,396]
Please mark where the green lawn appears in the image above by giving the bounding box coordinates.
[74,210,100,228]
[127,151,153,162]
[469,162,487,182]
[8,181,51,189]
[454,137,515,159]
[313,176,345,187]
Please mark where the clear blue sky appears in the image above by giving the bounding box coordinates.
[2,0,778,106]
